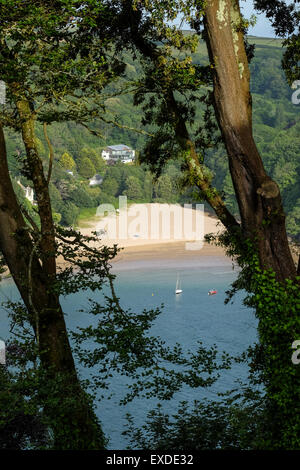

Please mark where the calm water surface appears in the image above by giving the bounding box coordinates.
[0,262,257,449]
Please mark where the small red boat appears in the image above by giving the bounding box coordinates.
[208,289,218,296]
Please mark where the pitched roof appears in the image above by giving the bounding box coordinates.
[90,174,103,180]
[107,144,132,151]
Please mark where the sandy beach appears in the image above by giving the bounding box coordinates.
[1,204,232,281]
[77,203,232,269]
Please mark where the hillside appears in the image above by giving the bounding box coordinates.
[6,36,300,239]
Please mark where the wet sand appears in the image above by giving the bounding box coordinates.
[111,241,233,271]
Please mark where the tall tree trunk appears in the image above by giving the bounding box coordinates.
[204,0,296,282]
[12,87,57,278]
[0,123,105,449]
[203,0,300,449]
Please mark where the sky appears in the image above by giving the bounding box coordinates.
[242,0,297,38]
[177,0,296,38]
[240,0,275,37]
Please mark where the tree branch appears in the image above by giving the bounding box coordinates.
[126,19,239,232]
[43,122,54,185]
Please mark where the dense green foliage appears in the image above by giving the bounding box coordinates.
[123,396,267,450]
[206,228,300,449]
[122,232,300,450]
[0,224,232,449]
[5,37,300,235]
[0,0,299,449]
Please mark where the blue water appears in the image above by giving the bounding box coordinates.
[0,264,257,449]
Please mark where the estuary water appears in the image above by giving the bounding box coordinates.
[0,260,258,449]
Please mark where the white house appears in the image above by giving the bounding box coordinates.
[89,174,103,186]
[101,144,135,163]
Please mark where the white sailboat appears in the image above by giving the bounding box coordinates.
[175,274,183,294]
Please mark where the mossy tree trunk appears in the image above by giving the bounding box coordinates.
[204,0,300,449]
[203,0,296,282]
[0,121,106,449]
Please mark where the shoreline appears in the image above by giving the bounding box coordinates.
[1,239,231,285]
[1,205,232,283]
[110,240,233,271]
[78,203,227,259]
[77,203,232,270]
